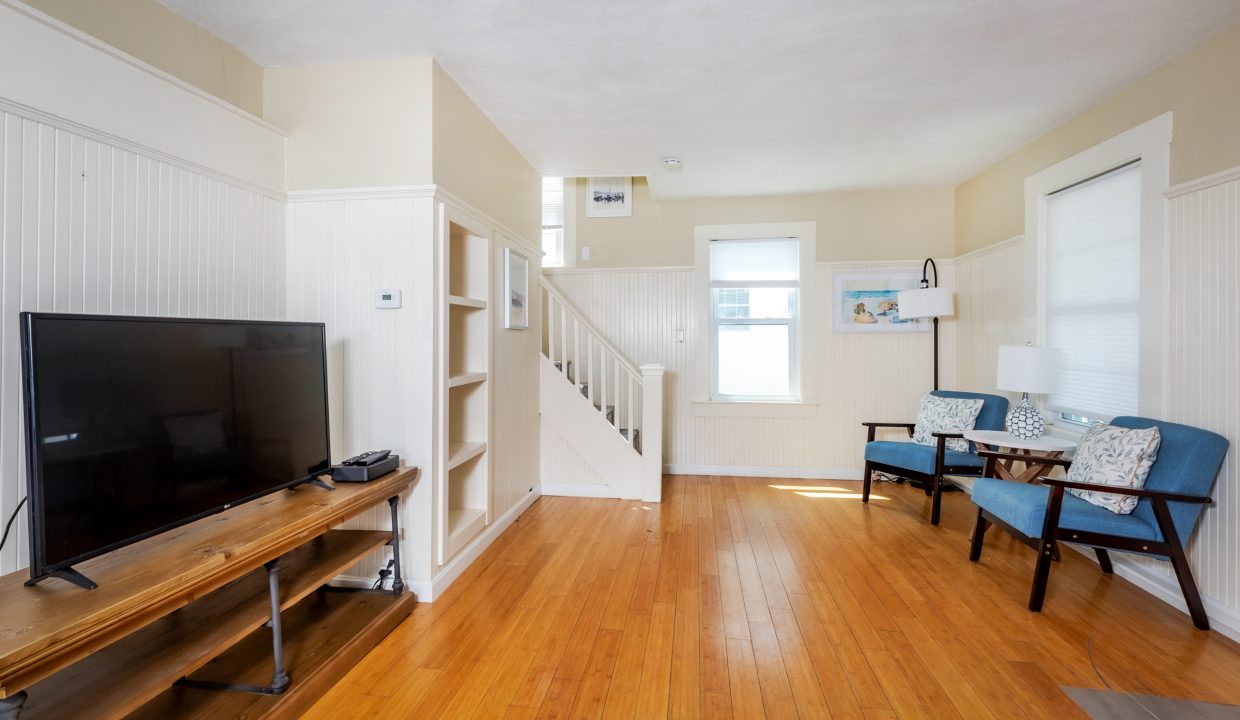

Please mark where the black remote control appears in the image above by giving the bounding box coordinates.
[341,450,391,467]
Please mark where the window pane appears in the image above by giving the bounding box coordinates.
[713,287,793,319]
[541,176,564,227]
[717,324,790,397]
[541,228,563,268]
[710,239,799,282]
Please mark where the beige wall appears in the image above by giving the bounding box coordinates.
[264,58,434,192]
[432,63,540,242]
[20,0,263,116]
[572,177,954,267]
[956,21,1240,254]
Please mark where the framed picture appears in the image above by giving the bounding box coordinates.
[833,272,929,333]
[585,177,632,217]
[504,248,529,330]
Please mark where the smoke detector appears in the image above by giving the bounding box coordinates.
[660,157,683,171]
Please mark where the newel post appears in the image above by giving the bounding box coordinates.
[640,364,665,503]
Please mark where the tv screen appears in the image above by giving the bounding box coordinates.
[20,313,331,585]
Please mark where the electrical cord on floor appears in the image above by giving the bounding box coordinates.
[0,496,26,553]
[1086,635,1161,719]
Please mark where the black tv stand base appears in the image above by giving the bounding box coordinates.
[24,566,98,590]
[302,477,336,492]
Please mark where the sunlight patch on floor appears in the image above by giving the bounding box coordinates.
[768,484,886,500]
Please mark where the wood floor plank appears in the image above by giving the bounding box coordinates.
[303,476,1240,720]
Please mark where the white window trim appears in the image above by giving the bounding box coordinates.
[1023,112,1171,421]
[693,221,817,410]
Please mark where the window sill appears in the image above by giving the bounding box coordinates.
[692,401,818,418]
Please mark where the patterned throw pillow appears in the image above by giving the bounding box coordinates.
[912,395,983,453]
[1065,423,1161,514]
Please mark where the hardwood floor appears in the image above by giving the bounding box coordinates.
[303,475,1240,719]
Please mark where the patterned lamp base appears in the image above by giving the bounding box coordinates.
[1006,395,1045,439]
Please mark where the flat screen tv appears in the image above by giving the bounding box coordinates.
[20,313,331,588]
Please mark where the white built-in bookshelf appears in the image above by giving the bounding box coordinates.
[438,207,492,564]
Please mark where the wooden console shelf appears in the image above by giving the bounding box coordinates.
[0,466,419,719]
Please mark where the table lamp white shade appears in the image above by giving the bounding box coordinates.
[996,344,1059,395]
[897,286,954,319]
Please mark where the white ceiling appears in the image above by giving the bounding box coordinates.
[161,0,1240,199]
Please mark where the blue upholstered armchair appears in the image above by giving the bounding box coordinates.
[970,417,1228,629]
[861,390,1009,525]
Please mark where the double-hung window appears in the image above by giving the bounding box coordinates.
[709,238,800,401]
[541,177,564,268]
[1043,161,1142,422]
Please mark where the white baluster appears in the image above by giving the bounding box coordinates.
[547,295,557,364]
[613,358,621,429]
[627,373,635,446]
[573,318,581,386]
[600,351,607,421]
[559,304,568,379]
[586,333,595,405]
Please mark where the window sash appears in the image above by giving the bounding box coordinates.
[710,286,798,401]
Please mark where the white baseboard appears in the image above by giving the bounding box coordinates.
[332,487,542,602]
[425,487,542,601]
[540,482,621,498]
[663,464,863,481]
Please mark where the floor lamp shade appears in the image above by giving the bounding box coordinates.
[897,286,954,319]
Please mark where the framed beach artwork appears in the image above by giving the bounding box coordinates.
[833,272,928,333]
[585,176,632,217]
[504,248,529,330]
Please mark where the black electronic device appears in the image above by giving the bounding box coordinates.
[340,449,391,467]
[331,454,400,482]
[20,313,331,589]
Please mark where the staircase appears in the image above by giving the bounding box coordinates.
[540,278,664,502]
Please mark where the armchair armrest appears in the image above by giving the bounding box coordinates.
[1040,477,1212,505]
[978,450,1073,468]
[862,421,915,441]
[930,432,964,439]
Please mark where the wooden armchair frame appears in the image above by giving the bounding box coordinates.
[861,423,987,526]
[969,451,1214,629]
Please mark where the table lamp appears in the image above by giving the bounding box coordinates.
[897,258,954,390]
[996,343,1059,439]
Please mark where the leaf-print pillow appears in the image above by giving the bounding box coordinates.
[1065,423,1161,514]
[912,395,984,453]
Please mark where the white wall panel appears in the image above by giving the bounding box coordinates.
[285,194,434,584]
[953,238,1025,394]
[544,262,955,475]
[540,414,607,489]
[0,109,286,575]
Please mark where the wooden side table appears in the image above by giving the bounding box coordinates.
[963,429,1078,483]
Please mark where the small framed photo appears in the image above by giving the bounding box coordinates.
[504,248,529,330]
[585,177,632,217]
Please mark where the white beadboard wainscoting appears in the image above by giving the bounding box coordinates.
[951,168,1240,639]
[542,261,956,478]
[952,237,1026,392]
[0,109,287,575]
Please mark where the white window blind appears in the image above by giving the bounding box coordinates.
[541,177,564,267]
[1044,160,1141,420]
[709,238,800,400]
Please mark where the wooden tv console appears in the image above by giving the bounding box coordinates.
[0,466,419,720]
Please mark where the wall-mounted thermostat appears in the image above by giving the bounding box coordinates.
[375,289,402,309]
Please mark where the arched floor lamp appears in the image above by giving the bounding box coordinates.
[897,258,954,390]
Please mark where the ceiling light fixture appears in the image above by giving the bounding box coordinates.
[660,157,683,171]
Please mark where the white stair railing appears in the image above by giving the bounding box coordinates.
[540,277,663,502]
